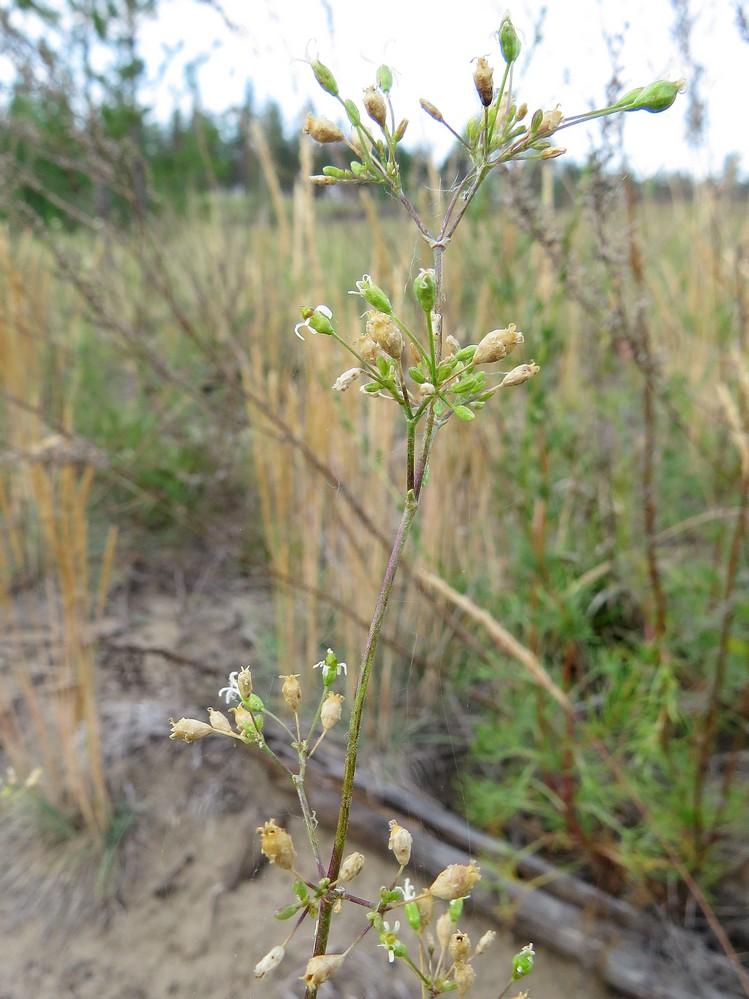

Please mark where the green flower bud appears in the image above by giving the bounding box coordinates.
[352,274,393,314]
[413,268,437,313]
[465,115,480,145]
[344,99,362,126]
[448,897,465,921]
[298,306,334,336]
[322,165,348,178]
[512,943,535,980]
[626,79,685,114]
[453,405,475,421]
[499,14,521,65]
[311,58,339,96]
[405,900,421,931]
[275,902,301,920]
[377,64,394,94]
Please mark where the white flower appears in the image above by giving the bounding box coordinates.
[218,671,240,704]
[402,878,416,901]
[295,304,333,341]
[378,920,402,963]
[313,648,347,681]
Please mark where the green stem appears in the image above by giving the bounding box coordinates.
[307,488,421,977]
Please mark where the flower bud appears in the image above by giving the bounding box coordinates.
[303,113,345,143]
[500,360,540,387]
[473,324,524,365]
[473,56,494,107]
[626,79,686,114]
[257,818,297,869]
[281,674,302,712]
[339,851,365,882]
[311,58,339,96]
[321,691,344,731]
[254,945,285,980]
[512,943,535,979]
[499,14,521,65]
[449,931,471,963]
[376,64,393,94]
[363,85,387,127]
[344,99,361,126]
[366,311,404,359]
[302,953,346,987]
[429,861,481,901]
[352,274,393,314]
[413,268,437,313]
[388,819,413,866]
[169,717,214,743]
[419,99,444,122]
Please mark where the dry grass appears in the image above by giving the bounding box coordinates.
[0,231,115,841]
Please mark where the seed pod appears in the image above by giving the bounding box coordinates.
[366,311,404,359]
[339,852,365,882]
[419,98,443,122]
[449,930,471,963]
[473,56,494,107]
[281,674,302,712]
[169,717,214,742]
[363,85,387,127]
[303,113,345,143]
[429,861,481,901]
[321,692,344,731]
[208,707,234,734]
[302,953,346,987]
[388,820,413,866]
[254,945,285,980]
[257,818,297,870]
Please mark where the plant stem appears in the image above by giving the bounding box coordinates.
[306,487,421,984]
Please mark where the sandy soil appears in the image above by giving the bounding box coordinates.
[0,577,616,999]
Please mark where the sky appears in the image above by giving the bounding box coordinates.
[135,0,747,179]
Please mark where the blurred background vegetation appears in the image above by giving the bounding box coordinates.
[1,0,748,969]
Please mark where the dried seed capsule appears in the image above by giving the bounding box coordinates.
[473,56,494,107]
[388,820,413,866]
[257,818,297,870]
